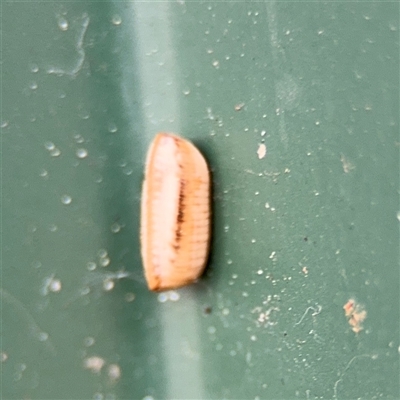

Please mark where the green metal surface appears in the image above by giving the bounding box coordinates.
[2,2,399,399]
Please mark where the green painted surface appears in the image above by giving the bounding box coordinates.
[2,2,399,399]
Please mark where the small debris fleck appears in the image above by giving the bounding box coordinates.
[83,356,105,373]
[107,363,121,382]
[204,306,212,315]
[257,143,267,159]
[343,299,367,333]
[234,103,245,111]
[340,154,355,173]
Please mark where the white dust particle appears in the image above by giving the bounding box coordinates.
[84,337,95,347]
[76,148,88,159]
[61,195,72,205]
[111,15,122,26]
[125,292,135,302]
[103,279,115,291]
[257,144,267,159]
[234,103,245,111]
[107,364,121,382]
[340,154,355,173]
[58,17,69,31]
[83,356,105,373]
[49,279,62,292]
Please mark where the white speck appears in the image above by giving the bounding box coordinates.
[108,364,121,382]
[103,279,115,291]
[81,287,90,296]
[1,120,9,128]
[157,293,168,303]
[38,331,49,341]
[315,121,320,126]
[50,148,61,157]
[265,202,270,209]
[397,211,400,221]
[110,222,121,233]
[48,224,58,232]
[269,251,276,259]
[183,89,190,95]
[76,148,88,159]
[317,29,324,35]
[1,352,8,362]
[224,225,230,232]
[234,103,245,111]
[39,169,48,178]
[61,195,72,205]
[169,291,180,301]
[111,15,122,26]
[250,335,257,341]
[29,81,38,90]
[84,336,95,347]
[30,63,39,73]
[83,356,105,373]
[257,269,263,275]
[74,134,85,143]
[261,130,266,136]
[99,257,110,268]
[257,143,267,159]
[98,249,108,258]
[16,363,27,372]
[87,261,97,271]
[58,17,69,31]
[212,60,220,69]
[49,279,62,292]
[44,141,55,151]
[41,274,62,295]
[227,259,233,265]
[125,292,135,302]
[207,326,216,334]
[108,122,118,133]
[251,239,256,243]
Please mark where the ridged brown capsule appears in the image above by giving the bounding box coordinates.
[141,133,210,291]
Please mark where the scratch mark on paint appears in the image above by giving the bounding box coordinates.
[294,304,322,326]
[47,13,90,77]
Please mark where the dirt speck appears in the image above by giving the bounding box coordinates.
[343,299,367,333]
[234,103,245,111]
[257,143,267,159]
